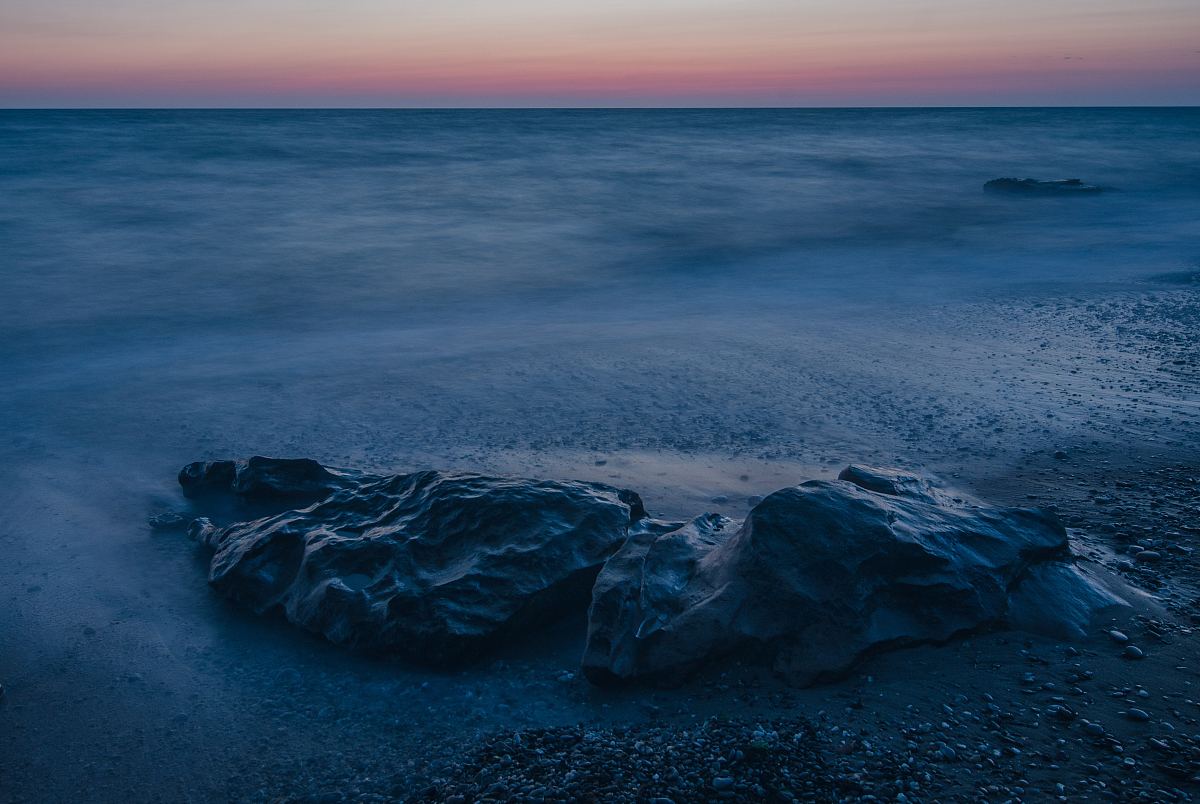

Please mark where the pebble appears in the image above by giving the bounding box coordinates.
[423,718,878,802]
[148,511,189,531]
[1123,645,1145,660]
[1125,709,1151,722]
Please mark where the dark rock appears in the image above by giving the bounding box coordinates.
[148,511,189,531]
[582,465,1129,686]
[984,178,1104,195]
[1005,562,1132,640]
[1047,704,1077,722]
[190,464,647,664]
[187,517,220,548]
[584,512,737,684]
[178,456,360,503]
[178,459,236,495]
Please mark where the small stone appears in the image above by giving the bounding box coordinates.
[712,776,734,790]
[1048,704,1076,722]
[1108,630,1129,643]
[148,511,189,531]
[1123,645,1145,660]
[1125,709,1151,722]
[1135,550,1162,563]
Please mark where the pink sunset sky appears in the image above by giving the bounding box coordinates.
[2,0,1198,106]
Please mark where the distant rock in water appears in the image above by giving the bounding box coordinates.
[582,465,1130,686]
[984,177,1103,194]
[184,462,646,664]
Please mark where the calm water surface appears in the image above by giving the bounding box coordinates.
[2,107,1199,801]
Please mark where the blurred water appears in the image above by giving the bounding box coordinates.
[3,109,1197,364]
[2,108,1198,801]
[1,108,1198,470]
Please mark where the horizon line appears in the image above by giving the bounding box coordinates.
[3,103,1198,111]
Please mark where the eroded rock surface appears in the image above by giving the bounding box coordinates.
[185,463,645,664]
[179,456,362,503]
[179,460,1134,679]
[582,466,1130,685]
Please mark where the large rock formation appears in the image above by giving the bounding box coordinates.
[177,459,1133,679]
[185,460,646,664]
[582,466,1128,685]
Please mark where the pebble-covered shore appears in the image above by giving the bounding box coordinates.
[408,452,1200,804]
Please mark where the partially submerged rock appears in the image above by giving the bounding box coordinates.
[582,466,1129,686]
[984,177,1103,195]
[186,465,645,664]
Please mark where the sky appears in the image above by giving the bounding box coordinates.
[1,0,1198,107]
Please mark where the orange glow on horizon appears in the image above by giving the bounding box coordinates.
[2,0,1197,105]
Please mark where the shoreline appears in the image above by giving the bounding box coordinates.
[2,273,1198,801]
[3,438,1196,802]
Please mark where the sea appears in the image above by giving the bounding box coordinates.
[1,107,1198,800]
[3,108,1197,476]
